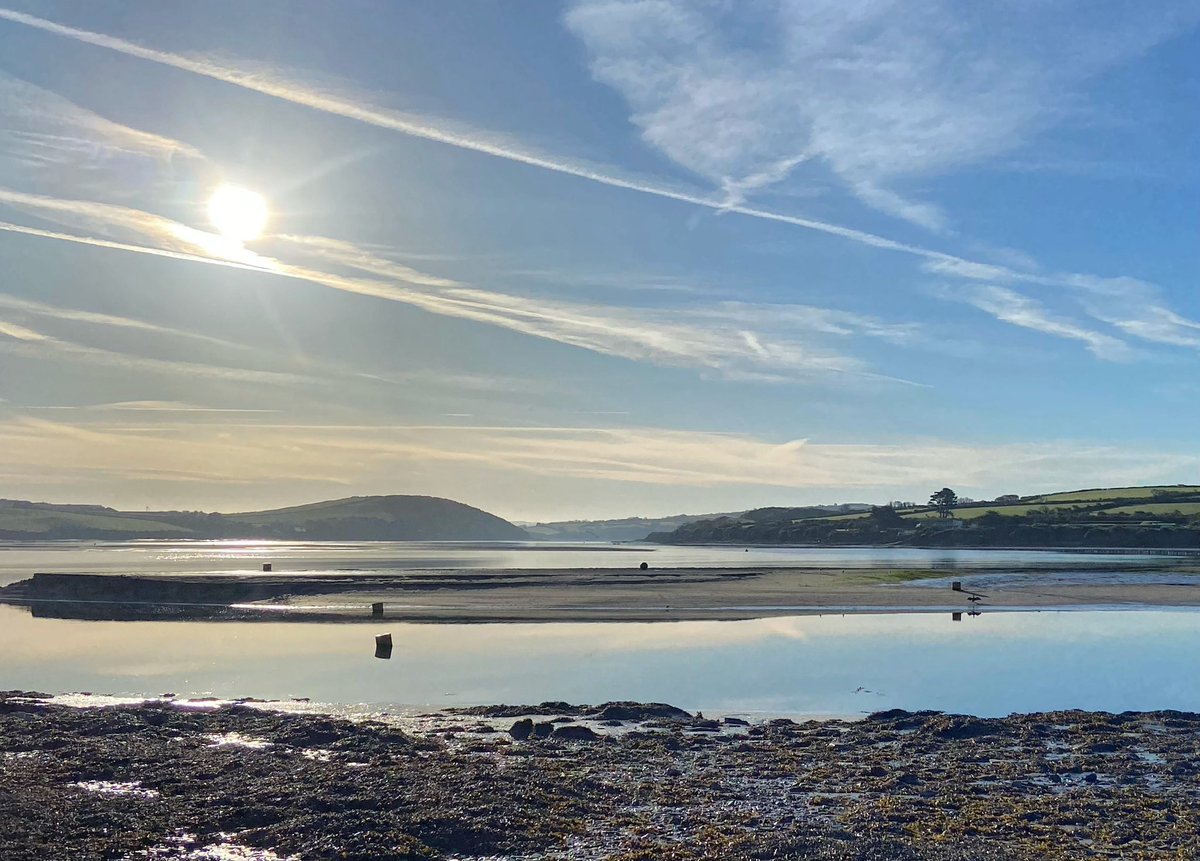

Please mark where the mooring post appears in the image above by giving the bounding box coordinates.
[374,632,393,660]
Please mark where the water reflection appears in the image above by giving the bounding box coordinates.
[374,633,393,660]
[3,605,1199,717]
[3,540,1187,589]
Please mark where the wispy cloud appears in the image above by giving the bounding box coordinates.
[28,400,280,413]
[927,261,1200,357]
[0,316,317,386]
[4,417,1199,508]
[565,0,1198,229]
[0,293,244,351]
[3,183,910,383]
[0,7,1110,267]
[0,71,204,197]
[1,6,1193,371]
[947,285,1133,361]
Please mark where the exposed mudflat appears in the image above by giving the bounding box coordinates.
[6,564,1200,623]
[3,692,1199,860]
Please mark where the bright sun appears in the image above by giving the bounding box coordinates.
[207,184,269,242]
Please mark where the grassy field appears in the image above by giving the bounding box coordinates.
[0,509,193,536]
[901,502,1093,520]
[1030,486,1200,503]
[819,502,1091,522]
[1100,502,1200,516]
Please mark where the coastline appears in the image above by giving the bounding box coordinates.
[4,691,1198,860]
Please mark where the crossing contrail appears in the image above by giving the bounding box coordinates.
[0,7,986,272]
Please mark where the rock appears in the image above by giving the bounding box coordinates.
[552,725,599,742]
[531,721,555,739]
[508,719,533,740]
[722,717,750,726]
[591,702,692,722]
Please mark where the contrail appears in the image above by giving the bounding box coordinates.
[0,220,280,275]
[0,7,984,272]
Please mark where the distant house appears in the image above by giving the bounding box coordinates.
[995,494,1021,505]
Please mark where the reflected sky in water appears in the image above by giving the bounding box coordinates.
[0,540,1182,588]
[3,604,1199,718]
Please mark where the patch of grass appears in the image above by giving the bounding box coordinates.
[1100,502,1200,516]
[901,503,1089,520]
[1030,486,1200,503]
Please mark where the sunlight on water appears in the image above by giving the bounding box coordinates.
[0,539,1177,589]
[3,603,1199,718]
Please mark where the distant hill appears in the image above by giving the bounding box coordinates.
[0,496,526,541]
[648,485,1200,548]
[648,505,870,544]
[524,503,871,543]
[522,511,745,542]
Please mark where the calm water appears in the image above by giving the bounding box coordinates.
[3,542,1196,717]
[3,604,1198,718]
[0,539,1182,589]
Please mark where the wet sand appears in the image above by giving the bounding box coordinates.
[3,691,1198,860]
[4,565,1200,622]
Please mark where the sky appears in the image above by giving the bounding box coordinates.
[0,0,1197,522]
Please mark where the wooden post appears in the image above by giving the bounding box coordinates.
[262,563,272,572]
[371,602,384,617]
[951,581,961,591]
[952,612,962,621]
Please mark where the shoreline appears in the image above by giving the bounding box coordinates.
[4,691,1199,860]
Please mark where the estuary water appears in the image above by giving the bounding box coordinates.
[2,604,1199,718]
[2,541,1198,717]
[0,539,1181,589]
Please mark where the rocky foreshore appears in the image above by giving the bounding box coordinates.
[2,692,1198,860]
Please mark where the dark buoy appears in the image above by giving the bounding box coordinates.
[262,563,273,572]
[371,602,384,617]
[374,633,393,660]
[639,561,649,570]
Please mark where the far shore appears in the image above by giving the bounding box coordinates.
[4,563,1200,622]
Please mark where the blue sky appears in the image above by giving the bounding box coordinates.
[0,0,1197,521]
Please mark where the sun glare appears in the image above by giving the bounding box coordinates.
[207,184,269,242]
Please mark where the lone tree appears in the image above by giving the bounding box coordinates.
[929,487,958,518]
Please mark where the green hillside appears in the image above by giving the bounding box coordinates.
[0,496,525,541]
[1029,485,1200,503]
[650,484,1200,548]
[228,495,526,540]
[0,509,195,538]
